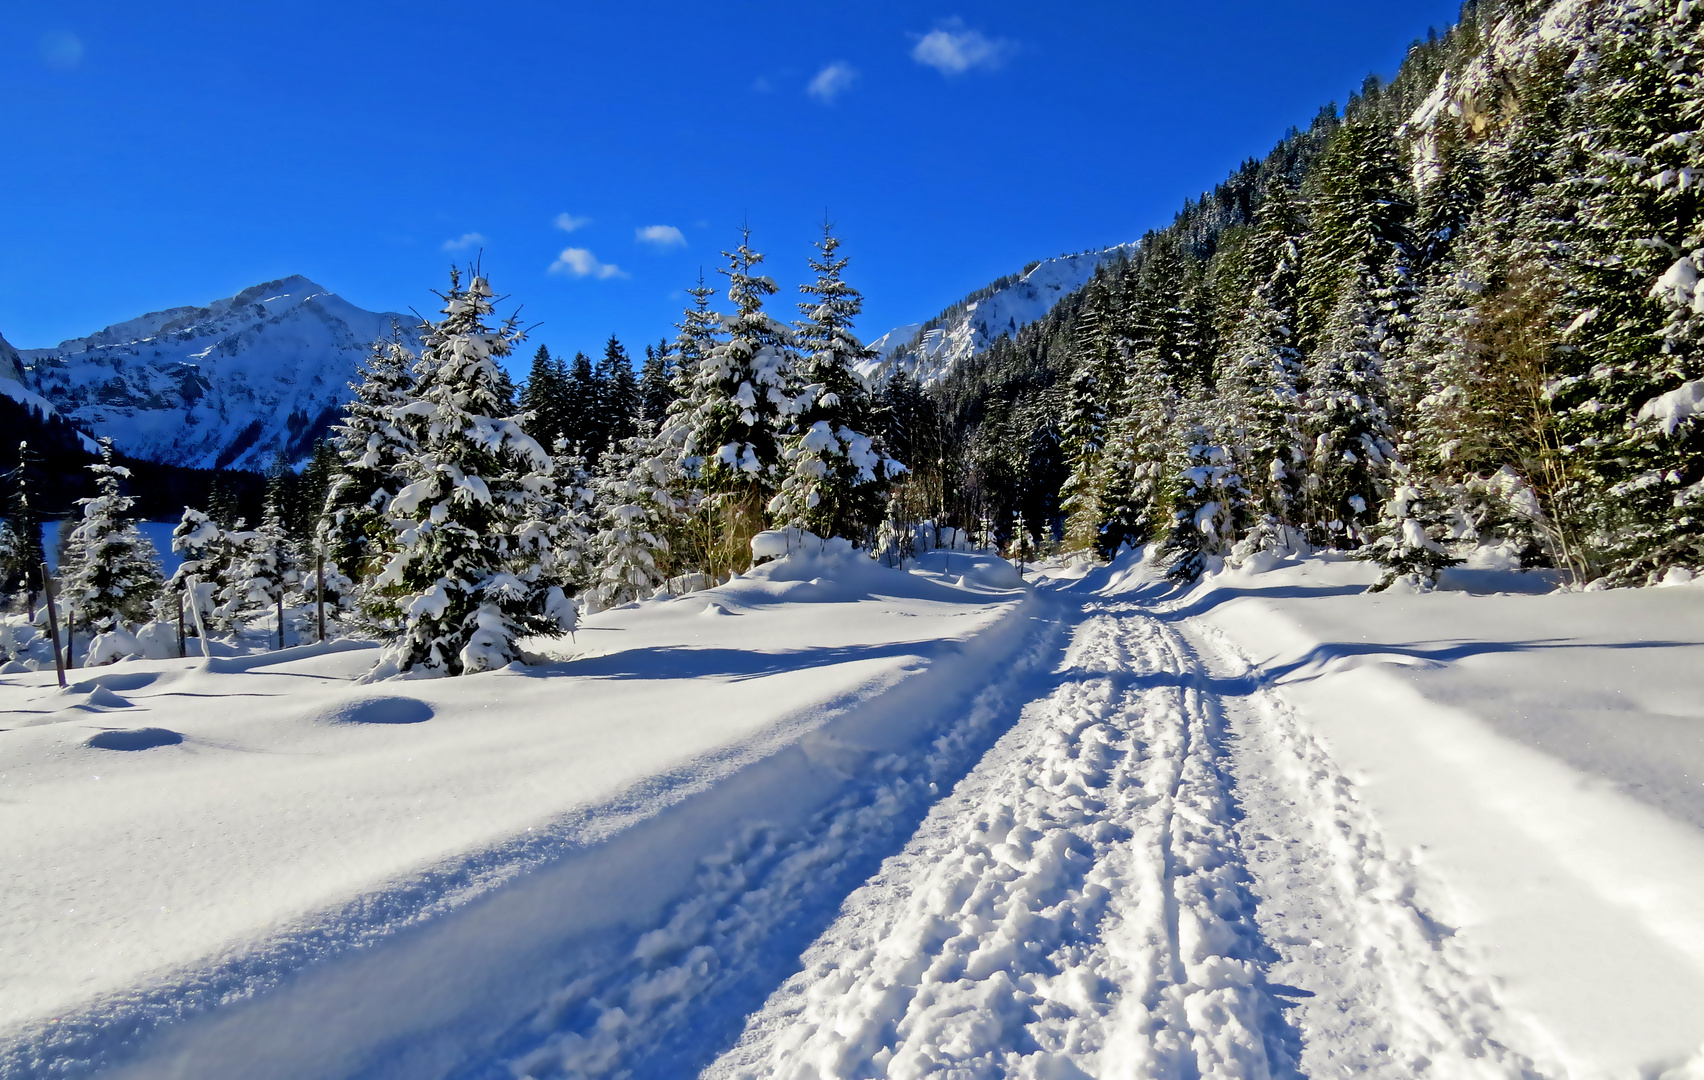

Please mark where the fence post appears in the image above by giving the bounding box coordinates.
[316,554,326,643]
[176,591,186,658]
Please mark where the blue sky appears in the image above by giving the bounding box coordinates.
[2,1,1463,364]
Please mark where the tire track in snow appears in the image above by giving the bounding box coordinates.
[460,614,1069,1080]
[1187,618,1547,1079]
[703,604,1298,1079]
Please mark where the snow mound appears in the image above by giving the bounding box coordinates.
[316,695,434,725]
[911,549,1023,590]
[85,727,182,751]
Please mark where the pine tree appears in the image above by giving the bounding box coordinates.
[639,338,678,428]
[681,231,794,568]
[367,270,567,675]
[218,499,292,632]
[168,506,225,630]
[599,335,641,453]
[1092,346,1174,558]
[563,351,603,463]
[323,335,418,584]
[1359,464,1461,592]
[585,434,678,610]
[1058,359,1107,553]
[520,344,568,449]
[1549,0,1704,582]
[1160,422,1250,581]
[0,441,46,598]
[770,223,899,540]
[1300,275,1397,546]
[61,440,162,633]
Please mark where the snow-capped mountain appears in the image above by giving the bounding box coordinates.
[0,330,26,384]
[19,276,419,472]
[860,245,1135,385]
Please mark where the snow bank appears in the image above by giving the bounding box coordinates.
[1154,556,1704,1075]
[0,551,1045,1077]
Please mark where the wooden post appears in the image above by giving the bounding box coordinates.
[276,594,284,651]
[39,563,65,688]
[176,591,186,658]
[65,604,74,670]
[316,554,326,643]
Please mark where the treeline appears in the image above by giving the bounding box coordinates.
[12,224,918,676]
[934,0,1703,588]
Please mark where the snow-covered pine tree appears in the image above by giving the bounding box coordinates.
[1160,419,1251,582]
[585,433,678,610]
[1548,0,1704,583]
[1058,359,1106,554]
[167,506,224,626]
[1300,275,1397,548]
[323,334,418,585]
[545,438,596,597]
[1221,181,1308,532]
[1092,344,1174,559]
[217,497,292,634]
[770,223,899,541]
[1359,464,1461,592]
[367,270,566,675]
[681,231,794,570]
[0,442,46,599]
[61,440,163,633]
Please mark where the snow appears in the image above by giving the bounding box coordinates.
[1637,378,1704,436]
[3,541,1703,1078]
[17,276,420,470]
[860,247,1135,386]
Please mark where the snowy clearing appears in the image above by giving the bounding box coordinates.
[3,545,1703,1078]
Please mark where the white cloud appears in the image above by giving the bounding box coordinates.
[635,224,687,249]
[549,247,626,279]
[441,232,486,252]
[807,61,857,103]
[911,20,1009,75]
[554,212,591,233]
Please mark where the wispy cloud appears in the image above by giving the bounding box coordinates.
[751,76,773,94]
[38,31,83,70]
[807,61,857,103]
[635,224,687,249]
[554,212,591,233]
[911,19,1010,75]
[549,247,626,279]
[441,232,486,252]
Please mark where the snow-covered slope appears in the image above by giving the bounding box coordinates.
[19,277,419,471]
[861,245,1134,386]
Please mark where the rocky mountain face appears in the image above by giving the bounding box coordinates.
[18,276,419,471]
[860,245,1136,386]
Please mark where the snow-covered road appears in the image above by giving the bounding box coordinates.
[9,548,1704,1077]
[702,600,1533,1080]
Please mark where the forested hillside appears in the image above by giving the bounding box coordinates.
[925,0,1703,588]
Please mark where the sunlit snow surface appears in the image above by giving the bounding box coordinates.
[2,545,1703,1078]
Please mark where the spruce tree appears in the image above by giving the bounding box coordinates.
[1359,464,1461,592]
[367,269,568,675]
[770,223,899,540]
[520,344,568,449]
[323,335,418,585]
[61,440,163,633]
[563,351,603,463]
[169,506,225,630]
[1300,275,1397,547]
[599,335,641,453]
[681,231,794,568]
[585,434,678,610]
[638,339,678,429]
[0,442,45,598]
[1160,422,1250,581]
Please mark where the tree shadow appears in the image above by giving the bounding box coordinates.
[514,639,948,684]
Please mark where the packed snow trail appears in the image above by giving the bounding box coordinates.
[703,597,1539,1080]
